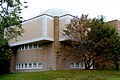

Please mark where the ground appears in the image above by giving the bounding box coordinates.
[0,70,120,80]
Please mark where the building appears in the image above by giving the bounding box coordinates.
[9,9,120,72]
[9,9,88,72]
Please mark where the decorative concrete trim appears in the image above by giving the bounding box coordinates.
[42,15,47,38]
[22,14,54,24]
[22,16,42,24]
[9,37,53,46]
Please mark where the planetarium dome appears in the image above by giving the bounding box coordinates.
[39,8,69,17]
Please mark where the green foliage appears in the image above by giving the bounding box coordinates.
[0,0,26,40]
[89,17,120,70]
[0,0,27,74]
[62,14,120,70]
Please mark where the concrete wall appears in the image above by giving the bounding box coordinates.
[9,17,43,44]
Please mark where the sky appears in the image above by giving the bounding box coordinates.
[20,0,120,21]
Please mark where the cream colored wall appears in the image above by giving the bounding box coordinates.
[9,17,42,44]
[59,17,67,39]
[47,17,54,38]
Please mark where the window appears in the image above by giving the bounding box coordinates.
[16,64,18,69]
[18,43,43,51]
[70,63,74,68]
[25,45,28,49]
[33,63,37,68]
[29,63,32,68]
[16,62,43,70]
[29,44,32,49]
[18,64,20,68]
[22,46,24,50]
[33,44,37,49]
[70,62,84,69]
[25,63,27,68]
[80,62,84,67]
[21,64,24,68]
[38,44,42,48]
[75,63,80,68]
[38,63,43,68]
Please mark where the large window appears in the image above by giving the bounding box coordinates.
[16,62,43,70]
[18,43,43,51]
[69,62,85,69]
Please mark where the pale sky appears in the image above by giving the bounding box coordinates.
[21,0,120,21]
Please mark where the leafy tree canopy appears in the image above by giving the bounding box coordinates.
[61,14,120,70]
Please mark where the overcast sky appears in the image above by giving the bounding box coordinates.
[21,0,120,21]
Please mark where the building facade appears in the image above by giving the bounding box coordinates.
[9,9,120,72]
[9,9,88,72]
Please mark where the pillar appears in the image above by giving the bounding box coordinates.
[54,16,59,70]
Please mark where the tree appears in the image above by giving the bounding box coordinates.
[89,17,120,70]
[61,14,120,70]
[61,15,94,69]
[0,0,27,74]
[111,36,120,70]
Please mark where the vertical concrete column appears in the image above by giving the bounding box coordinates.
[42,15,47,39]
[54,16,59,70]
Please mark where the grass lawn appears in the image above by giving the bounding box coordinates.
[0,70,120,80]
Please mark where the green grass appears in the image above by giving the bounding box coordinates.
[0,70,120,80]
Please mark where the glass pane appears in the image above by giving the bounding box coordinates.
[19,64,20,68]
[38,44,42,48]
[25,63,27,68]
[38,63,42,67]
[21,64,24,68]
[29,44,32,49]
[75,63,79,68]
[22,46,24,50]
[34,44,37,48]
[29,63,32,68]
[25,45,28,49]
[70,63,74,68]
[80,62,84,67]
[33,63,37,68]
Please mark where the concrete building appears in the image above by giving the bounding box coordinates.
[9,9,120,72]
[9,9,88,72]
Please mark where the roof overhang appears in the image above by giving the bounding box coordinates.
[9,37,53,47]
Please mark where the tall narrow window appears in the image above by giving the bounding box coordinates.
[75,63,80,68]
[25,45,28,50]
[33,63,37,68]
[70,63,74,68]
[29,44,32,49]
[38,63,43,68]
[21,64,24,68]
[29,63,32,68]
[38,44,42,48]
[33,44,37,49]
[25,63,27,68]
[22,46,24,50]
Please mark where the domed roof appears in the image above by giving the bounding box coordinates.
[39,9,69,17]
